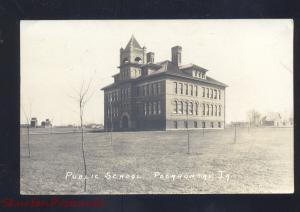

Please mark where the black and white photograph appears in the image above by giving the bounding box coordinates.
[20,20,293,194]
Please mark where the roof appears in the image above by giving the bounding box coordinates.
[101,62,227,90]
[125,35,142,50]
[179,63,208,72]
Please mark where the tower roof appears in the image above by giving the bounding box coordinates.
[125,35,142,50]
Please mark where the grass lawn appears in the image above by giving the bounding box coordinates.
[20,127,293,194]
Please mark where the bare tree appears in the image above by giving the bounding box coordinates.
[69,76,95,192]
[247,109,261,127]
[21,101,32,158]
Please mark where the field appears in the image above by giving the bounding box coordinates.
[20,127,293,194]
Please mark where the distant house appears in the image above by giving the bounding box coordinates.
[30,118,38,128]
[261,113,282,127]
[41,118,52,128]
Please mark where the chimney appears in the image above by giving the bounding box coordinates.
[171,46,182,66]
[147,52,155,63]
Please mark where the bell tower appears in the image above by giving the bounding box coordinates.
[119,35,146,80]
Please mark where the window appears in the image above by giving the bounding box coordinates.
[214,89,217,99]
[148,84,152,96]
[206,104,210,116]
[195,103,199,115]
[153,84,157,95]
[184,121,188,128]
[144,102,147,116]
[124,89,127,98]
[218,122,221,128]
[194,121,198,128]
[206,88,209,98]
[179,101,183,114]
[202,103,205,116]
[185,102,189,115]
[173,101,178,113]
[210,88,213,98]
[174,121,178,129]
[157,83,161,94]
[179,83,183,94]
[148,102,152,115]
[143,86,146,96]
[211,104,214,116]
[174,82,177,94]
[189,102,193,115]
[190,85,193,95]
[158,101,161,114]
[219,90,221,99]
[135,57,142,63]
[211,122,214,128]
[202,87,205,97]
[185,84,188,95]
[215,105,218,116]
[219,105,221,116]
[195,86,198,96]
[145,85,148,96]
[202,121,206,128]
[151,84,154,95]
[153,102,157,114]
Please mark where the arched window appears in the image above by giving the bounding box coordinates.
[206,104,210,116]
[173,101,178,113]
[179,101,183,114]
[195,102,199,115]
[149,102,152,115]
[210,89,213,98]
[219,105,222,116]
[215,105,218,116]
[211,104,214,116]
[206,88,209,98]
[185,84,188,95]
[189,102,193,115]
[202,103,205,116]
[144,102,147,116]
[202,87,205,97]
[195,85,198,96]
[135,57,142,63]
[214,89,217,99]
[173,82,177,94]
[190,85,193,95]
[219,90,221,99]
[185,102,189,115]
[158,101,161,114]
[153,102,157,114]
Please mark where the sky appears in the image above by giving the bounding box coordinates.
[20,20,293,125]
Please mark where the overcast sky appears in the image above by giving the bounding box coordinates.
[20,20,293,125]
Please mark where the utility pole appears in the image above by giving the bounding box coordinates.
[186,105,190,154]
[110,97,113,146]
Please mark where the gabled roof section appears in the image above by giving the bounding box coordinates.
[125,35,142,50]
[156,60,180,72]
[179,63,208,72]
